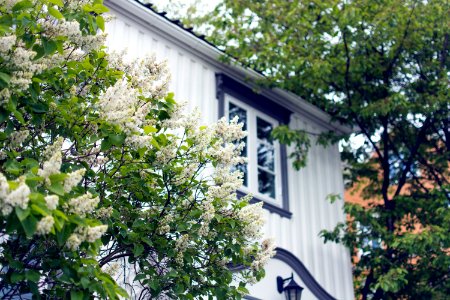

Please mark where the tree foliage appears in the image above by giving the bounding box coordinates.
[195,0,450,298]
[0,0,274,299]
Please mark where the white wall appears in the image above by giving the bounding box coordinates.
[106,2,354,299]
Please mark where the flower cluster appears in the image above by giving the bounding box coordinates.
[39,18,106,52]
[0,34,16,53]
[36,216,55,235]
[63,169,86,193]
[215,116,247,143]
[108,52,170,99]
[157,214,173,235]
[98,53,171,149]
[8,129,29,147]
[251,238,276,271]
[0,174,30,216]
[45,195,59,210]
[66,225,108,251]
[207,168,243,202]
[237,201,265,239]
[96,206,114,219]
[65,192,100,217]
[174,234,190,265]
[163,103,200,131]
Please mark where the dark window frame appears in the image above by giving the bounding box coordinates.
[216,73,292,218]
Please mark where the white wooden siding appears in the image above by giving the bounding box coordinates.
[106,4,354,300]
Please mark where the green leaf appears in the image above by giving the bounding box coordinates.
[134,273,146,281]
[109,134,126,147]
[21,215,37,237]
[32,46,45,60]
[25,270,41,283]
[0,72,11,87]
[70,290,83,300]
[48,0,63,7]
[143,125,158,134]
[15,206,30,221]
[5,160,21,175]
[133,243,144,257]
[48,6,64,20]
[12,0,33,11]
[80,277,90,288]
[49,173,68,183]
[96,15,105,31]
[48,182,65,196]
[92,4,109,14]
[31,204,50,216]
[11,272,24,283]
[56,224,71,246]
[42,38,57,55]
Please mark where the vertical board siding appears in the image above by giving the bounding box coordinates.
[105,14,217,124]
[106,8,354,300]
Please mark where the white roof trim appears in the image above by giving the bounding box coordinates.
[105,0,354,134]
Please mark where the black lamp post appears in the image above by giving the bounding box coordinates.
[276,273,304,300]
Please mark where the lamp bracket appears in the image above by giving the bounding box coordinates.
[276,273,294,293]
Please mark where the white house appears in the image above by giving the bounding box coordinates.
[104,1,354,299]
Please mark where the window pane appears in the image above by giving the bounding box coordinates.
[229,102,247,131]
[257,143,274,171]
[229,102,248,186]
[258,169,275,198]
[257,117,273,143]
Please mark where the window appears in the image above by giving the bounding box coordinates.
[216,73,292,218]
[226,96,282,204]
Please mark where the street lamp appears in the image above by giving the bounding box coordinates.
[276,273,304,300]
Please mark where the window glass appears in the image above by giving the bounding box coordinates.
[229,102,248,186]
[257,116,276,197]
[257,117,273,144]
[229,103,247,130]
[258,169,275,198]
[257,143,274,171]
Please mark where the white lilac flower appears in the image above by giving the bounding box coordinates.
[85,225,108,243]
[63,169,85,192]
[215,116,247,143]
[175,234,189,252]
[0,88,10,104]
[36,216,54,235]
[102,262,121,277]
[9,130,29,147]
[0,173,9,199]
[66,233,82,251]
[4,182,30,210]
[44,195,59,210]
[0,35,16,53]
[98,78,139,134]
[42,137,64,160]
[155,143,177,165]
[251,238,276,271]
[157,215,173,235]
[236,202,265,240]
[38,138,64,184]
[37,151,62,184]
[108,53,170,99]
[66,193,99,216]
[96,207,113,219]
